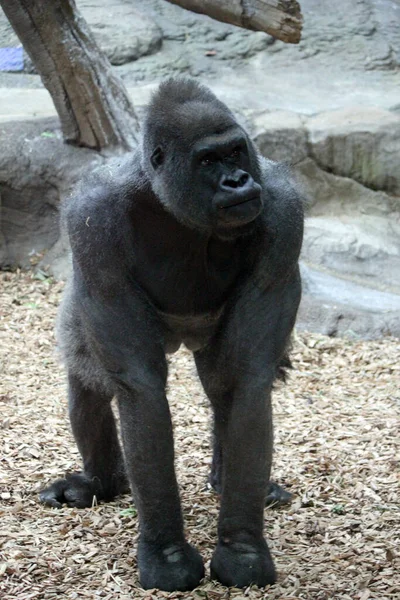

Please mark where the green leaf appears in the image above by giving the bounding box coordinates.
[41,131,55,138]
[119,507,137,518]
[23,302,38,309]
[33,269,49,281]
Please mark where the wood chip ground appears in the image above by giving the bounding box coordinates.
[0,272,399,600]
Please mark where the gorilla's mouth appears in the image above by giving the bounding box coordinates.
[217,194,260,209]
[215,194,263,228]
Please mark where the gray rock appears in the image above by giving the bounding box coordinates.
[303,215,400,292]
[252,111,308,164]
[0,7,17,48]
[40,232,71,280]
[307,107,400,194]
[301,263,400,313]
[0,118,104,268]
[79,1,162,66]
[296,159,400,293]
[298,264,400,339]
[248,0,400,73]
[249,104,400,200]
[368,0,400,69]
[1,0,400,340]
[298,293,400,339]
[295,158,399,217]
[303,215,400,294]
[119,0,400,80]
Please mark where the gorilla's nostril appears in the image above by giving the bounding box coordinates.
[222,172,249,189]
[224,178,238,189]
[239,173,249,186]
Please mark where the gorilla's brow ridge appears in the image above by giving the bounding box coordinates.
[159,102,236,148]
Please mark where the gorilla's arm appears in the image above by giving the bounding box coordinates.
[195,271,301,588]
[63,152,145,291]
[194,161,303,587]
[256,157,304,288]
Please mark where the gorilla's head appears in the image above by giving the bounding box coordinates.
[142,78,263,238]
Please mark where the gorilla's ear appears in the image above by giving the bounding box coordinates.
[150,146,164,170]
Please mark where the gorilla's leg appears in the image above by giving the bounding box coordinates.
[40,373,129,508]
[209,429,223,493]
[209,421,292,507]
[116,380,204,592]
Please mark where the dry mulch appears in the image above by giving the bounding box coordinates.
[0,271,399,600]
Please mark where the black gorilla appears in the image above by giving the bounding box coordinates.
[40,78,303,591]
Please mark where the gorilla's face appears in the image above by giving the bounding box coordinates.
[191,128,263,228]
[147,124,263,238]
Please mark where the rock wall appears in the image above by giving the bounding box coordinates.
[0,119,103,272]
[0,0,399,338]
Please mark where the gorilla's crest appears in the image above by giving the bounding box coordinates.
[143,78,236,152]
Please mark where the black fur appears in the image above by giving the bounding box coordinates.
[40,78,304,591]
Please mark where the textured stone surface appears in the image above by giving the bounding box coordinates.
[0,119,103,268]
[295,157,400,338]
[298,264,400,339]
[0,1,162,72]
[307,107,400,194]
[252,111,308,164]
[303,215,400,292]
[251,0,400,72]
[2,0,400,80]
[295,158,399,217]
[1,0,400,339]
[297,159,400,287]
[81,1,162,66]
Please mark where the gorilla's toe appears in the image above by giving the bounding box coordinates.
[39,473,102,508]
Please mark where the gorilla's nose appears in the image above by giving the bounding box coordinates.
[220,171,250,190]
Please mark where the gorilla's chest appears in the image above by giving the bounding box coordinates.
[132,235,249,315]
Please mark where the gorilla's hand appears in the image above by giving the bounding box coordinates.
[138,540,204,591]
[210,538,276,588]
[39,473,104,508]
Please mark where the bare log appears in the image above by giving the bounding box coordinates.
[0,0,139,150]
[165,0,303,43]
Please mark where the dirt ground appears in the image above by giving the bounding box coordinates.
[0,271,399,600]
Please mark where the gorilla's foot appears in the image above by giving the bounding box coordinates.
[210,539,276,588]
[265,481,293,507]
[138,540,204,592]
[39,472,129,508]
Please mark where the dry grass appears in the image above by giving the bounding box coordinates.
[0,271,399,600]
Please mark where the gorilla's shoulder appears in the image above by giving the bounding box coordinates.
[259,156,304,216]
[259,156,295,194]
[63,149,149,228]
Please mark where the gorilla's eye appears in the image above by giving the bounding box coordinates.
[200,153,218,166]
[150,146,164,170]
[229,147,241,160]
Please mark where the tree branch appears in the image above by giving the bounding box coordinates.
[164,0,303,43]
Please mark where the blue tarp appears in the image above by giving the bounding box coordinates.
[0,47,24,71]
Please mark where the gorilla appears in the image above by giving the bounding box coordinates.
[40,78,303,592]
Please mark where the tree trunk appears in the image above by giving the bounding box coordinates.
[165,0,303,43]
[0,0,139,150]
